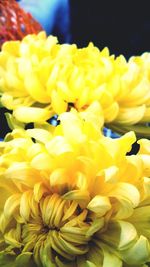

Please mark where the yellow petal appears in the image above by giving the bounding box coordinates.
[20,191,32,221]
[112,197,134,219]
[59,112,86,144]
[46,136,73,156]
[24,73,50,103]
[101,243,122,267]
[51,90,68,114]
[98,166,119,183]
[138,139,150,154]
[121,236,150,265]
[13,106,52,123]
[2,40,20,55]
[34,182,49,202]
[63,190,90,206]
[114,105,146,125]
[27,128,52,143]
[86,218,104,237]
[100,220,137,250]
[4,194,21,219]
[104,102,119,122]
[87,195,111,216]
[109,182,140,208]
[5,162,41,188]
[31,153,53,170]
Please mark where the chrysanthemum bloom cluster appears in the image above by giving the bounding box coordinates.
[0,31,120,125]
[0,32,150,136]
[1,31,150,267]
[0,0,42,49]
[0,107,150,266]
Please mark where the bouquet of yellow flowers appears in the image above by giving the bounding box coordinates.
[0,32,150,267]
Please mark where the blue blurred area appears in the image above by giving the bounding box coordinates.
[103,127,120,138]
[18,0,71,43]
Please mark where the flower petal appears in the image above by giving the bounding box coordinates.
[100,220,137,250]
[87,196,111,216]
[121,236,150,265]
[13,107,52,123]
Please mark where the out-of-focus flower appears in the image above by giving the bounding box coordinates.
[108,53,150,138]
[0,0,42,48]
[0,31,120,124]
[1,32,150,137]
[0,110,150,266]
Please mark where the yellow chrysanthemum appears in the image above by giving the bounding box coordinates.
[0,109,150,266]
[0,31,121,125]
[108,52,150,137]
[1,32,150,137]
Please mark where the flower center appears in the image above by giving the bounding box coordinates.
[21,193,93,263]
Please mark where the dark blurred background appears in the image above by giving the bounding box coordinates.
[70,1,150,58]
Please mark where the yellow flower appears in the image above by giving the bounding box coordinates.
[0,31,120,125]
[108,53,150,138]
[1,32,150,137]
[0,110,150,266]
